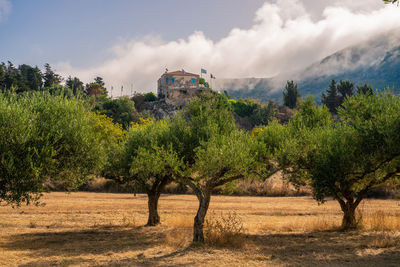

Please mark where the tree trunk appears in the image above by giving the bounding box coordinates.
[146,192,161,226]
[193,192,211,243]
[340,201,358,230]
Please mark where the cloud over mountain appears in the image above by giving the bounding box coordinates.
[58,0,400,96]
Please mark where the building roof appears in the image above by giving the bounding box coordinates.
[163,70,199,77]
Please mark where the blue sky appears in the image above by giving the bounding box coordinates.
[0,0,399,94]
[0,0,265,67]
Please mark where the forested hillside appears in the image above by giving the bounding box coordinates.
[224,30,400,103]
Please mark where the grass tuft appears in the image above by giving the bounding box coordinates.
[204,211,247,248]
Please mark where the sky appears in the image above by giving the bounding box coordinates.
[1,0,399,95]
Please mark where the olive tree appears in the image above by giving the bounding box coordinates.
[0,92,110,206]
[183,131,260,242]
[281,93,400,229]
[170,93,265,242]
[107,119,181,226]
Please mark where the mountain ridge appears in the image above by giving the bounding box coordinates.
[220,30,400,103]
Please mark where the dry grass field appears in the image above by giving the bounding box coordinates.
[0,192,399,266]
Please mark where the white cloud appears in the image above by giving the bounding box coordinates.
[58,0,400,96]
[0,0,11,22]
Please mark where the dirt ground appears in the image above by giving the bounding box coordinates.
[0,192,399,266]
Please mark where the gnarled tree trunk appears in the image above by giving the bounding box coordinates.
[144,175,173,226]
[146,191,161,226]
[338,197,362,230]
[193,191,211,243]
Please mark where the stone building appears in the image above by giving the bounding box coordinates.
[157,70,204,106]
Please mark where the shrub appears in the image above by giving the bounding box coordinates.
[144,92,157,102]
[205,212,246,248]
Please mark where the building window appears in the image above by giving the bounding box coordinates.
[171,77,175,83]
[191,78,196,84]
[166,77,169,83]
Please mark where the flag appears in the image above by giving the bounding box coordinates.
[210,74,216,79]
[121,86,123,92]
[201,68,207,74]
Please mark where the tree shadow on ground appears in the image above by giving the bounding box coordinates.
[3,225,194,266]
[250,231,400,267]
[4,227,400,266]
[4,227,159,257]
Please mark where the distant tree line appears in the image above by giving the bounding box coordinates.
[0,61,109,97]
[281,79,375,116]
[322,80,373,114]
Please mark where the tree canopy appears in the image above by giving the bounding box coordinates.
[280,93,400,229]
[94,96,139,129]
[0,92,117,206]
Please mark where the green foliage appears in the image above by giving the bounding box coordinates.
[193,131,258,185]
[228,99,258,117]
[337,80,354,101]
[94,76,105,87]
[0,92,110,206]
[170,93,236,165]
[120,119,181,188]
[289,96,331,131]
[18,64,43,92]
[44,84,75,98]
[322,80,356,114]
[94,96,139,129]
[228,98,275,127]
[65,76,84,96]
[1,62,42,93]
[250,100,276,126]
[356,83,374,95]
[131,93,146,112]
[255,121,289,157]
[144,92,157,102]
[105,117,178,188]
[283,80,300,109]
[280,93,400,228]
[322,80,340,114]
[43,63,62,88]
[129,145,181,191]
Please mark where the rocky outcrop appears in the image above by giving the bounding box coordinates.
[143,100,179,120]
